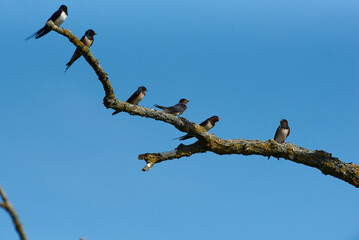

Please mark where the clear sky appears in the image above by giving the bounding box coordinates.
[1,0,359,239]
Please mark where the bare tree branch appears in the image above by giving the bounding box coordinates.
[0,186,27,240]
[47,21,359,188]
[46,20,115,99]
[139,140,359,188]
[139,142,207,171]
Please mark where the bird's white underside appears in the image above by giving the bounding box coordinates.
[204,122,213,130]
[54,12,67,26]
[82,36,92,47]
[133,93,145,105]
[276,129,289,143]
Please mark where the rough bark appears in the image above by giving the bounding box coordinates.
[47,20,359,188]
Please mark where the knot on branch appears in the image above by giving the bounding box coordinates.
[103,96,117,109]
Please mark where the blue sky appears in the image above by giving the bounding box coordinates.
[1,0,359,239]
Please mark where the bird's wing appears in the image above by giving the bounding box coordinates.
[48,9,62,21]
[35,27,51,39]
[154,104,167,110]
[173,133,193,141]
[199,119,208,127]
[274,126,281,140]
[167,104,186,113]
[179,134,193,141]
[65,49,81,72]
[126,90,140,104]
[25,26,47,40]
[25,9,62,40]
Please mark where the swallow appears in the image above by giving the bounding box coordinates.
[25,5,68,40]
[268,119,290,159]
[65,29,96,72]
[154,98,189,116]
[112,86,148,115]
[174,116,219,140]
[274,119,290,143]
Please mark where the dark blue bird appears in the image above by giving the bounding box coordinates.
[25,5,68,40]
[65,29,96,72]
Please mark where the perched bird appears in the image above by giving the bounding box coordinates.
[273,119,290,143]
[112,86,148,115]
[25,5,68,40]
[174,115,219,140]
[65,29,96,72]
[154,98,189,116]
[268,119,290,159]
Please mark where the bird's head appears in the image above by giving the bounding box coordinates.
[85,29,97,37]
[210,116,219,123]
[59,5,68,13]
[280,119,289,127]
[138,86,147,92]
[179,98,189,104]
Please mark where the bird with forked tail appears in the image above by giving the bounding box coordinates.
[174,115,219,140]
[25,5,68,40]
[65,29,96,72]
[268,119,290,159]
[154,98,189,116]
[112,86,148,115]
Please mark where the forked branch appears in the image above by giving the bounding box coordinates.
[47,21,359,188]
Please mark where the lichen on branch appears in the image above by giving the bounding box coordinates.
[47,22,359,188]
[139,139,359,188]
[46,20,115,99]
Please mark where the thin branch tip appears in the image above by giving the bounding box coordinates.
[142,162,154,171]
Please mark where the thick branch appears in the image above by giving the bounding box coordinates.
[0,186,27,240]
[139,138,359,188]
[48,23,359,188]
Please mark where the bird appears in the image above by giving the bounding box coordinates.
[65,29,96,72]
[273,119,290,143]
[112,86,148,115]
[25,5,68,40]
[268,119,290,159]
[174,115,219,140]
[154,98,189,116]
